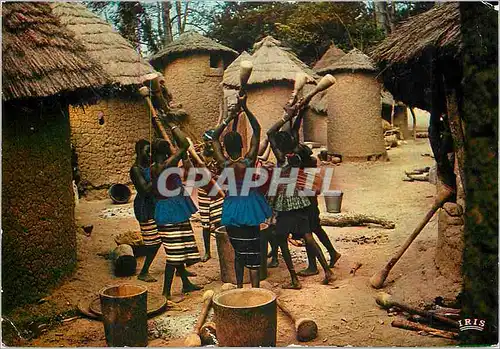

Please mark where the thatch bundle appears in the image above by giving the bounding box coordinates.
[316,48,377,75]
[223,36,318,89]
[150,31,237,70]
[51,2,155,86]
[313,44,346,72]
[2,2,108,101]
[370,3,461,111]
[370,3,461,64]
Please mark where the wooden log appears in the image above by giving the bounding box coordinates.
[112,244,137,277]
[319,213,395,229]
[392,318,458,339]
[409,107,417,141]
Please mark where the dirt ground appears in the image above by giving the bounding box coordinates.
[5,139,462,347]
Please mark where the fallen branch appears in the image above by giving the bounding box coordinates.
[391,318,458,340]
[320,213,395,229]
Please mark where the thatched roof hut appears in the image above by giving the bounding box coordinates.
[49,2,157,191]
[370,2,461,111]
[150,31,238,69]
[148,31,238,142]
[2,2,109,311]
[2,2,108,101]
[223,36,318,89]
[51,2,155,87]
[313,44,346,72]
[318,48,386,160]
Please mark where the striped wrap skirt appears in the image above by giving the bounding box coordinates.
[198,187,224,230]
[226,226,261,269]
[158,220,201,266]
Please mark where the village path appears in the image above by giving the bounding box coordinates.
[12,139,461,347]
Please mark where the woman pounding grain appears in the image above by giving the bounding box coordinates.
[267,105,334,289]
[130,139,161,282]
[212,93,272,288]
[151,125,202,301]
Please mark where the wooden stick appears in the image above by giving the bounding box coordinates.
[184,290,214,347]
[391,318,458,339]
[370,187,454,289]
[320,213,395,229]
[376,293,459,328]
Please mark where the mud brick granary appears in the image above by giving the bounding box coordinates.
[2,2,108,310]
[317,48,386,161]
[150,31,238,141]
[51,2,155,194]
[223,36,318,146]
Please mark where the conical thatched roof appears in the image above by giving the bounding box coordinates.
[150,31,238,69]
[2,2,108,101]
[316,48,377,74]
[51,2,155,86]
[313,44,346,72]
[223,36,318,89]
[371,3,461,64]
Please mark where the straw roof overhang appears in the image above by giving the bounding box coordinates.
[150,31,238,70]
[223,36,318,89]
[51,2,156,87]
[316,48,377,75]
[370,3,461,110]
[313,44,346,72]
[2,2,108,102]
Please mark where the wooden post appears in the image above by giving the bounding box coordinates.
[390,103,395,126]
[409,106,417,140]
[444,88,467,193]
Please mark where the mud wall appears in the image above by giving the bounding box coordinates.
[163,53,224,141]
[459,2,498,344]
[69,99,150,191]
[304,110,327,145]
[326,72,386,160]
[435,159,465,283]
[393,105,410,139]
[2,100,76,311]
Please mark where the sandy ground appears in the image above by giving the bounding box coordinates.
[5,139,462,347]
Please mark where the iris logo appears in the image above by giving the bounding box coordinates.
[458,318,486,332]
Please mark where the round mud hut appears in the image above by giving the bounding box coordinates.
[223,36,317,146]
[317,48,386,161]
[51,2,156,196]
[150,31,238,141]
[2,2,108,311]
[303,44,347,146]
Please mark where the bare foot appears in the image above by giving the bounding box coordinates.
[137,273,157,282]
[321,270,335,285]
[329,252,342,268]
[166,294,185,303]
[201,253,211,262]
[267,260,279,268]
[182,283,203,294]
[297,268,319,277]
[282,281,302,290]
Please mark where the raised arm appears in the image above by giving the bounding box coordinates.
[290,105,306,143]
[241,94,260,163]
[162,118,190,168]
[267,105,296,164]
[212,110,237,166]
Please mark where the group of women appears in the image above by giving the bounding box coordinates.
[130,91,341,300]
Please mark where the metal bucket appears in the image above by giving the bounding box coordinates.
[99,284,148,347]
[213,288,277,347]
[215,225,268,284]
[324,191,343,213]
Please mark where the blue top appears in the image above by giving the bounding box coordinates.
[220,158,272,227]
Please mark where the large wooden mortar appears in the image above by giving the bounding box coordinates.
[213,288,277,346]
